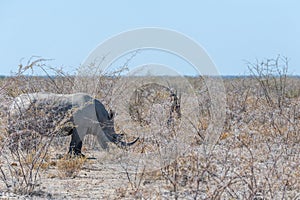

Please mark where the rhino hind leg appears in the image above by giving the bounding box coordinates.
[68,129,85,157]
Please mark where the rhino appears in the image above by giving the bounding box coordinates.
[8,92,139,156]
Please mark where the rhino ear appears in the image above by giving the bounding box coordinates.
[108,110,115,120]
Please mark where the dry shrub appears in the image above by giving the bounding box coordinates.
[0,137,53,195]
[0,58,75,195]
[0,56,299,199]
[128,82,181,126]
[116,57,300,199]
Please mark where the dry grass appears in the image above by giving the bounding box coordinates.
[0,57,299,199]
[56,156,86,178]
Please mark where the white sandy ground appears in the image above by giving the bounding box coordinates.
[1,144,300,200]
[0,146,183,200]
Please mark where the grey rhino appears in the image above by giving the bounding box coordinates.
[9,92,139,156]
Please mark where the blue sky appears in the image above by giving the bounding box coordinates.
[0,1,299,76]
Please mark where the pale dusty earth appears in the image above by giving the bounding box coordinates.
[0,142,183,200]
[0,151,157,199]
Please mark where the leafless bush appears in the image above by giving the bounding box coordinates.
[0,56,299,199]
[74,60,128,105]
[0,58,75,195]
[0,137,53,195]
[247,55,289,109]
[115,65,299,199]
[0,98,56,194]
[5,57,74,97]
[128,82,181,126]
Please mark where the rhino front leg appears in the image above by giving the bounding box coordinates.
[68,129,85,157]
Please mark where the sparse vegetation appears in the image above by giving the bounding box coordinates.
[0,56,299,199]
